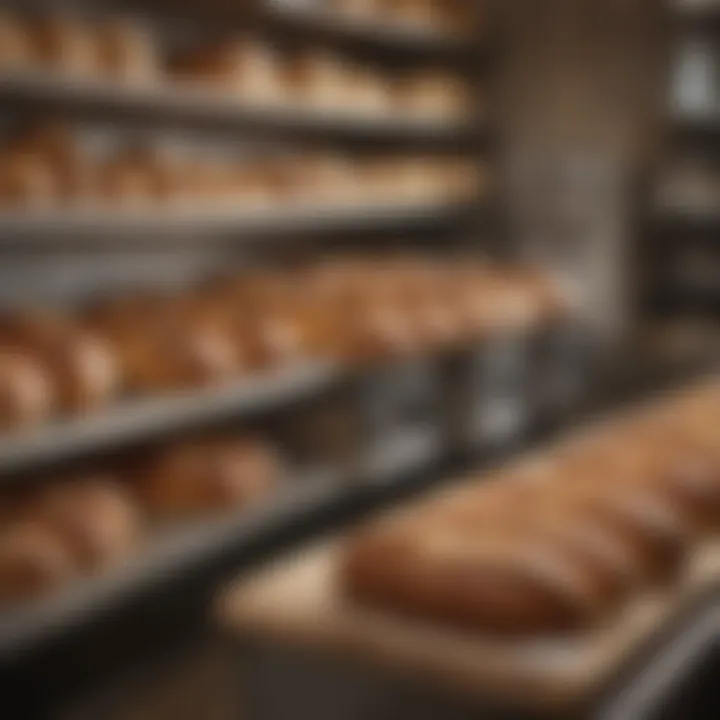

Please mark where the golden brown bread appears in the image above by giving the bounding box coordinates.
[0,520,75,606]
[343,523,616,636]
[0,350,54,431]
[0,152,59,208]
[172,40,285,104]
[28,478,140,571]
[342,382,720,637]
[111,318,240,393]
[284,52,351,110]
[0,312,120,414]
[7,124,96,204]
[95,19,159,84]
[0,11,32,70]
[29,16,101,77]
[97,147,178,206]
[135,437,280,519]
[393,71,472,120]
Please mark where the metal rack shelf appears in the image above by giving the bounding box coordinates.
[1,72,478,148]
[0,200,477,247]
[649,206,720,230]
[670,113,720,143]
[0,362,340,479]
[259,5,478,61]
[0,469,353,664]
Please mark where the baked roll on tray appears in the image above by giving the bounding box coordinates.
[341,383,720,637]
[0,311,121,415]
[0,431,280,608]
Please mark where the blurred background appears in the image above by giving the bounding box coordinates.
[1,1,720,719]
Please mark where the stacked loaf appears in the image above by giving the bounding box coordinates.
[0,12,160,85]
[0,124,482,211]
[0,10,475,122]
[0,258,566,433]
[342,381,720,636]
[0,434,280,607]
[319,0,478,36]
[172,42,473,120]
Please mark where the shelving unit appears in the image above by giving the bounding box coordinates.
[0,1,502,715]
[643,2,720,317]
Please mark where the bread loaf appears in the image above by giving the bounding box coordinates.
[172,40,285,104]
[0,520,75,606]
[0,350,54,431]
[136,437,280,519]
[342,380,720,636]
[29,16,101,77]
[95,19,159,85]
[28,478,140,571]
[0,152,58,208]
[344,523,616,636]
[0,11,32,70]
[0,312,120,413]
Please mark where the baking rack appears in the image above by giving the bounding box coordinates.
[0,0,497,708]
[644,1,720,319]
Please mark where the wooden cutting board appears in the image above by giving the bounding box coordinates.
[217,539,720,717]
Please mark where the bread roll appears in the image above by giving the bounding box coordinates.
[109,311,241,393]
[0,350,54,431]
[383,0,443,29]
[330,0,384,23]
[0,152,58,208]
[0,520,75,606]
[95,19,159,85]
[0,312,120,414]
[9,123,95,204]
[136,438,280,519]
[98,147,179,206]
[0,11,32,70]
[343,524,615,636]
[393,72,472,120]
[343,67,390,116]
[173,40,285,104]
[29,478,140,571]
[29,16,101,77]
[285,52,350,111]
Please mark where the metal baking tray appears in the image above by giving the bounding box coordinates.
[217,537,720,720]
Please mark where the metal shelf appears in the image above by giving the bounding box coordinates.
[0,71,477,148]
[0,362,340,479]
[260,5,478,60]
[670,113,720,143]
[671,2,720,28]
[0,469,355,664]
[0,200,476,247]
[649,206,720,231]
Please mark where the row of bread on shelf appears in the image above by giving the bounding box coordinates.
[0,124,483,210]
[342,378,720,638]
[0,433,281,608]
[0,256,567,434]
[263,0,478,37]
[0,10,475,122]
